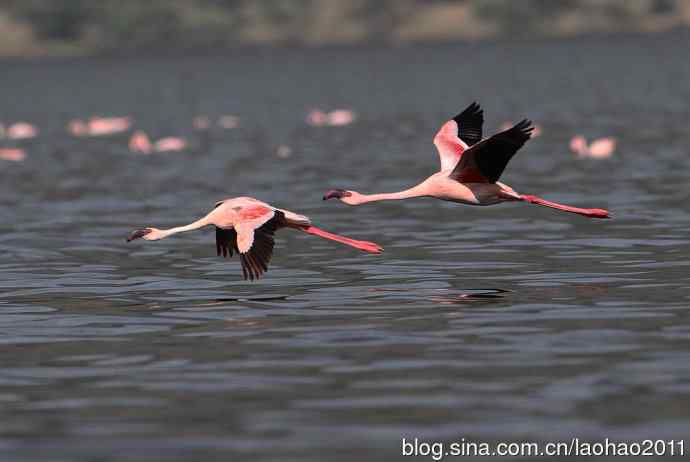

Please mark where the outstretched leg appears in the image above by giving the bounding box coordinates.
[300,226,383,253]
[520,194,610,218]
[496,184,610,219]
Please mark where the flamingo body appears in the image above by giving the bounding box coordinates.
[306,108,356,127]
[0,148,26,162]
[127,197,382,280]
[7,122,38,140]
[570,135,616,159]
[128,131,187,153]
[218,115,239,129]
[324,102,610,219]
[68,117,131,137]
[154,137,187,152]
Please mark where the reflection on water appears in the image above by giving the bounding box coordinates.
[368,287,511,305]
[1,32,690,461]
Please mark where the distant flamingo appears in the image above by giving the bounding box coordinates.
[306,109,328,126]
[324,102,609,219]
[0,148,26,162]
[68,117,131,137]
[328,109,356,126]
[276,144,292,158]
[7,122,38,140]
[306,108,356,127]
[127,197,382,280]
[218,115,239,129]
[193,116,211,131]
[570,135,616,159]
[128,131,187,153]
[154,137,187,152]
[129,130,153,154]
[89,116,131,136]
[501,120,541,137]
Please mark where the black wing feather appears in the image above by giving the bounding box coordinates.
[451,119,534,183]
[215,211,285,280]
[452,102,484,147]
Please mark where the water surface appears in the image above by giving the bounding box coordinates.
[1,33,690,461]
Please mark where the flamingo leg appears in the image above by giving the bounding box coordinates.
[300,226,383,254]
[520,194,610,219]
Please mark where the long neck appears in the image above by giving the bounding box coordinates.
[354,184,427,205]
[159,217,210,238]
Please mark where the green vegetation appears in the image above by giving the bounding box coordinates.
[0,0,688,56]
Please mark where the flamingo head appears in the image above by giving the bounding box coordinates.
[127,227,164,242]
[323,189,360,205]
[569,135,587,156]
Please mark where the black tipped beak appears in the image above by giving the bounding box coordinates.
[127,228,151,242]
[323,189,350,200]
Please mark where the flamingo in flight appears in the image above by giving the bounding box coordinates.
[127,197,382,280]
[324,102,609,219]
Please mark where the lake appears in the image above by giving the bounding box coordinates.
[1,32,689,461]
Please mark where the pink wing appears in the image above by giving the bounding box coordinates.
[432,102,484,171]
[433,120,468,171]
[235,205,275,253]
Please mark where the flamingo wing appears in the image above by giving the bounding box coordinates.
[450,119,533,183]
[433,102,484,171]
[216,206,285,280]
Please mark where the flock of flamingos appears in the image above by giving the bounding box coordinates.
[2,103,614,280]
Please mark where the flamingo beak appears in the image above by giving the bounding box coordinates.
[127,228,152,242]
[323,189,351,200]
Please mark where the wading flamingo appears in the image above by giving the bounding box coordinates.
[128,131,187,154]
[306,109,356,127]
[7,122,38,140]
[0,148,26,162]
[570,135,616,159]
[218,115,240,129]
[324,102,609,219]
[127,197,383,280]
[68,117,131,137]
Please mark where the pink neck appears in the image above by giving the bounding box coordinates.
[160,217,210,238]
[354,186,426,205]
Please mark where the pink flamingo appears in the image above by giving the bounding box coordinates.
[327,109,356,126]
[218,115,239,129]
[129,130,153,154]
[88,116,131,136]
[570,135,616,159]
[68,120,89,137]
[0,148,26,162]
[307,109,356,127]
[154,137,187,152]
[324,102,609,219]
[306,109,329,126]
[68,117,132,137]
[7,122,38,140]
[128,131,187,153]
[193,116,211,131]
[127,197,383,280]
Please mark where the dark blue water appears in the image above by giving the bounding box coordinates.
[1,32,689,461]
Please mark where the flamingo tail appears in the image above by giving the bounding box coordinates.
[520,195,610,219]
[300,226,383,254]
